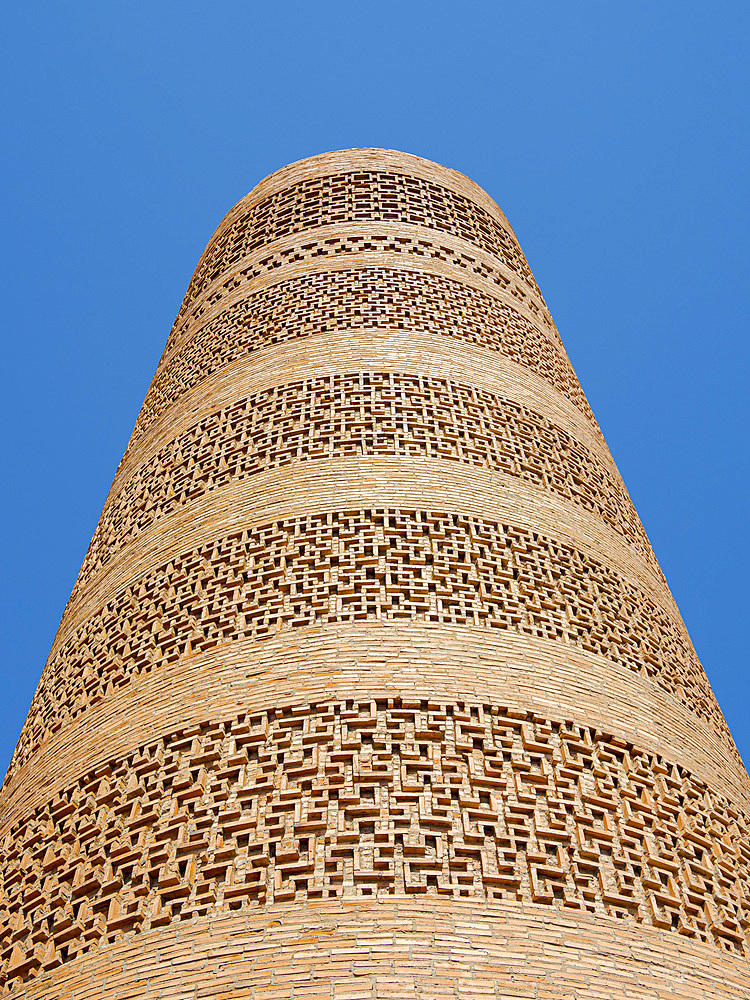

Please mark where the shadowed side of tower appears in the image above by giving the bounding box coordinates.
[1,149,749,998]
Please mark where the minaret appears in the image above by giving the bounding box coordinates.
[2,150,748,998]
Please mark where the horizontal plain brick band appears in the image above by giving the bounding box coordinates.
[117,326,608,496]
[7,899,749,999]
[5,624,746,833]
[57,457,680,649]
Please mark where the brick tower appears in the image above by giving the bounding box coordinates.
[2,149,749,998]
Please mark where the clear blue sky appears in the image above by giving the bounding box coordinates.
[1,3,748,776]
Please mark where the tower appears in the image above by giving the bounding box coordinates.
[2,148,749,997]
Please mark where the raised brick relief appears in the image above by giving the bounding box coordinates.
[2,702,748,990]
[11,509,722,779]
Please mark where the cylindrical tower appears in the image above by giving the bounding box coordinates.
[2,149,749,998]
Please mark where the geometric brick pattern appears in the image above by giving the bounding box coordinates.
[172,168,543,332]
[2,702,749,987]
[2,149,748,996]
[134,266,590,447]
[78,372,650,596]
[11,507,726,779]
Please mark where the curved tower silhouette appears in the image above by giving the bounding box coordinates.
[2,149,749,998]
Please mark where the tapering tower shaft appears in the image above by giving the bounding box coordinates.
[2,150,749,998]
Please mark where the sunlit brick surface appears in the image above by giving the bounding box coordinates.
[2,149,748,997]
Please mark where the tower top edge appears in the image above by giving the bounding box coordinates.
[216,148,514,239]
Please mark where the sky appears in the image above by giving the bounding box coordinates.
[1,2,748,777]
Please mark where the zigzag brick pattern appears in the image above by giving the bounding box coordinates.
[2,149,748,997]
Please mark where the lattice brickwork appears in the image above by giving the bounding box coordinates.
[171,169,542,340]
[12,508,723,781]
[134,265,584,452]
[77,373,650,601]
[2,702,748,991]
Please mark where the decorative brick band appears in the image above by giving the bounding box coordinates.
[115,327,608,498]
[137,257,577,453]
[15,501,723,779]
[165,224,555,364]
[75,373,651,603]
[2,700,749,992]
[209,147,515,249]
[4,625,747,834]
[56,458,677,650]
[172,167,542,339]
